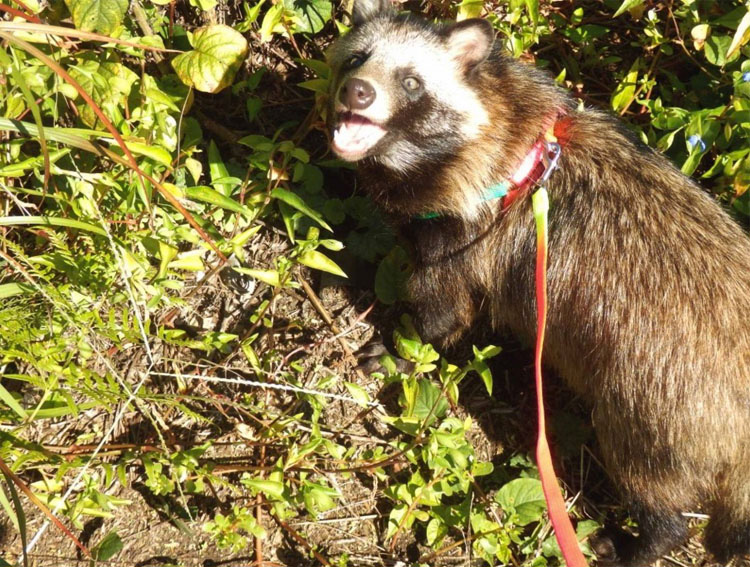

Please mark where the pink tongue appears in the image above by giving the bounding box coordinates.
[333,118,385,156]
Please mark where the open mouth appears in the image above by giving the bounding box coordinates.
[332,112,387,161]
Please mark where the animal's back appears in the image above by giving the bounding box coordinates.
[493,107,750,563]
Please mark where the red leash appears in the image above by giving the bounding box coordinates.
[532,144,588,567]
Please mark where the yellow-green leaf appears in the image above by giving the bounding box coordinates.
[156,241,178,279]
[184,185,252,217]
[171,25,248,93]
[611,58,639,113]
[0,383,27,419]
[0,216,107,236]
[0,283,34,299]
[298,250,347,278]
[64,0,129,34]
[727,9,750,59]
[169,252,205,271]
[234,267,280,287]
[271,187,332,231]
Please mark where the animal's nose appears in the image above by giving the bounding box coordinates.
[339,78,376,110]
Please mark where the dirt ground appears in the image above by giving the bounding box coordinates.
[0,272,719,565]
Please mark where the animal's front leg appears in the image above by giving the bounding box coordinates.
[408,265,479,348]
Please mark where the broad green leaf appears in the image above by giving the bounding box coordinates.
[64,0,128,34]
[496,478,546,526]
[260,2,285,41]
[611,58,639,113]
[241,478,285,499]
[471,461,494,477]
[457,0,483,21]
[122,142,171,166]
[0,283,34,299]
[92,531,123,561]
[411,379,449,421]
[344,382,370,407]
[613,0,644,17]
[283,0,332,34]
[704,35,732,66]
[375,245,410,305]
[68,52,138,128]
[271,187,332,231]
[425,517,446,546]
[298,249,347,278]
[299,58,330,79]
[172,25,249,93]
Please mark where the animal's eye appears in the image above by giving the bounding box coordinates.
[345,54,366,69]
[402,76,421,91]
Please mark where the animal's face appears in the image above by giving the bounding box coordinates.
[327,0,495,173]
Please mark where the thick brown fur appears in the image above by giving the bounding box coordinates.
[328,6,750,566]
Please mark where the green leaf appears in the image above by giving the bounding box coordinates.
[611,59,639,113]
[727,9,750,59]
[184,186,252,218]
[208,140,234,197]
[92,531,123,562]
[0,216,107,236]
[64,0,128,34]
[344,382,370,407]
[234,267,281,287]
[241,478,285,499]
[298,250,347,278]
[525,0,538,25]
[471,461,494,477]
[69,52,138,128]
[0,383,27,419]
[271,187,332,231]
[172,25,249,93]
[496,478,546,526]
[411,379,449,421]
[374,245,410,305]
[298,79,329,94]
[260,2,285,42]
[283,0,332,34]
[704,35,732,66]
[613,0,644,18]
[457,0,483,21]
[425,517,446,546]
[0,283,34,299]
[122,142,172,166]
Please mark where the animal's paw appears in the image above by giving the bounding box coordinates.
[590,529,643,567]
[355,339,415,375]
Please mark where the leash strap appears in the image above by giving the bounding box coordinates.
[532,144,588,567]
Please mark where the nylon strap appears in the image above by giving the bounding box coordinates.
[532,187,588,567]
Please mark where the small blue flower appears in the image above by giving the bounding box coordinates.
[687,134,706,152]
[742,71,750,83]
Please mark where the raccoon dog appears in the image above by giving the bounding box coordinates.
[327,1,750,565]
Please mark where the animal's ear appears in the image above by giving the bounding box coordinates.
[351,0,392,26]
[444,19,494,70]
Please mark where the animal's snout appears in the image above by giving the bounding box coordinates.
[339,78,376,110]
